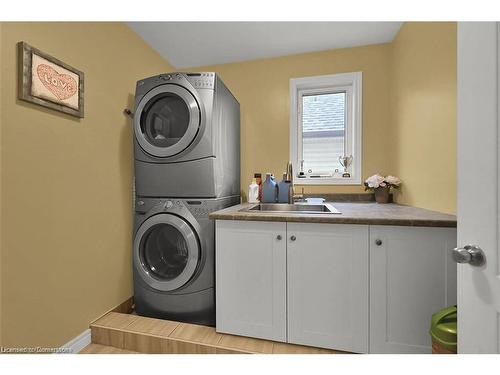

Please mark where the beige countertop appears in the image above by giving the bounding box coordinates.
[209,202,457,228]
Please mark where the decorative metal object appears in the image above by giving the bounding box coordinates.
[338,155,353,178]
[18,41,84,118]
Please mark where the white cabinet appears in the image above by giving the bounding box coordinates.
[215,220,287,342]
[369,226,457,353]
[287,223,369,353]
[215,220,457,353]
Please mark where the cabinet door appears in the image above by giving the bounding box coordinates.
[369,226,457,353]
[287,223,369,353]
[215,220,287,342]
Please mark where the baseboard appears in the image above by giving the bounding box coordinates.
[56,298,133,354]
[60,329,91,354]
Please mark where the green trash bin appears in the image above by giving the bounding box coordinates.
[429,305,457,354]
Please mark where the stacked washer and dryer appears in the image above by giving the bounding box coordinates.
[132,72,240,326]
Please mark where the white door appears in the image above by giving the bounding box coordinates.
[457,22,500,353]
[215,220,287,342]
[287,223,369,353]
[369,226,457,353]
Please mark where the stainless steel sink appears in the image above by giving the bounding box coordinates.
[242,203,341,214]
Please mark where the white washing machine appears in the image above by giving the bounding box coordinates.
[133,72,240,198]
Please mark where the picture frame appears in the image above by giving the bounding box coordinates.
[18,41,84,118]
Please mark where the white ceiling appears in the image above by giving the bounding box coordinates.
[127,22,403,69]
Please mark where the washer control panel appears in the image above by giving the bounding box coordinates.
[161,200,182,209]
[135,198,182,214]
[135,198,221,218]
[185,200,212,217]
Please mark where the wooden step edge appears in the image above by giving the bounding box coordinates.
[79,343,139,354]
[90,325,254,354]
[90,297,134,326]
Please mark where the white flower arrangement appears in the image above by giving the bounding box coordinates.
[364,174,402,190]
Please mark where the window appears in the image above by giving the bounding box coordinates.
[290,72,362,185]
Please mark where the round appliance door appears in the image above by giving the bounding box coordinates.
[134,84,201,158]
[134,213,200,292]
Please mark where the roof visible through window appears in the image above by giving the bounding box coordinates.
[302,92,346,173]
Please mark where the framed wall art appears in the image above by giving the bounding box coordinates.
[18,41,84,118]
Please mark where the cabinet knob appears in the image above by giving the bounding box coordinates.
[276,235,282,240]
[375,239,382,246]
[290,235,296,241]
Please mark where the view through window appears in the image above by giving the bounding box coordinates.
[302,92,346,174]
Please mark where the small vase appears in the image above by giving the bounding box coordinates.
[374,186,390,203]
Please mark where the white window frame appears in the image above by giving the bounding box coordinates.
[289,72,362,185]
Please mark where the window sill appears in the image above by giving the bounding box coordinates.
[293,176,362,185]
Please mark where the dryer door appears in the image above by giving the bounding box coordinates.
[134,84,201,158]
[134,213,200,292]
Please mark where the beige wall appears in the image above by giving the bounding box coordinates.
[191,23,457,213]
[191,44,393,198]
[389,22,457,214]
[0,22,173,347]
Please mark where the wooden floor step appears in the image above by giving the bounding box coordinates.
[79,343,138,354]
[89,312,343,354]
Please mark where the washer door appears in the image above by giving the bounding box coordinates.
[134,84,201,158]
[134,214,200,292]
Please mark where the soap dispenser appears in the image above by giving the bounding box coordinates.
[262,173,278,203]
[248,178,260,203]
[278,173,291,203]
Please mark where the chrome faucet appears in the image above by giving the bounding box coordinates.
[286,162,305,203]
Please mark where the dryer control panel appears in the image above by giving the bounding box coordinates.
[135,72,216,100]
[185,72,215,89]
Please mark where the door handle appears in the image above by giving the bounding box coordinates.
[452,245,485,266]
